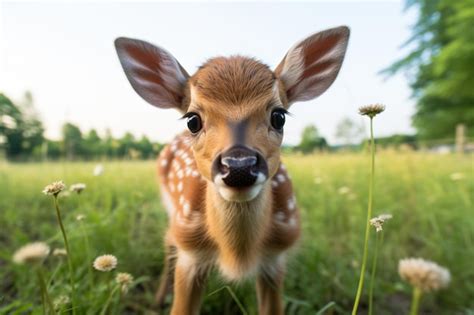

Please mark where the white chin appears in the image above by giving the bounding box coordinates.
[214,173,266,202]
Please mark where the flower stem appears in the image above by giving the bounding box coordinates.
[53,196,76,314]
[410,287,422,315]
[100,286,119,315]
[352,117,375,315]
[37,267,55,315]
[368,231,382,315]
[80,222,94,296]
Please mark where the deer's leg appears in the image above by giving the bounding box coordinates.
[170,251,208,315]
[155,234,177,307]
[256,256,286,315]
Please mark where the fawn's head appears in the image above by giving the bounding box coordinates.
[115,26,349,202]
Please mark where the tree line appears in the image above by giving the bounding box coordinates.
[0,93,163,161]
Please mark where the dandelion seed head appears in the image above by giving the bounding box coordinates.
[116,272,134,294]
[369,213,393,232]
[13,242,50,264]
[93,254,117,272]
[53,248,67,257]
[42,181,66,196]
[76,214,85,221]
[398,258,451,292]
[70,183,86,194]
[358,104,385,118]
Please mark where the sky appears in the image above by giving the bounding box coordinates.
[0,1,417,145]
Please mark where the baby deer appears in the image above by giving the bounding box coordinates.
[115,26,349,315]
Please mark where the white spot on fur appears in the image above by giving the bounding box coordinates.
[172,161,180,171]
[183,202,191,217]
[192,170,199,177]
[179,195,184,206]
[160,188,175,217]
[287,196,296,211]
[277,174,286,183]
[185,168,192,176]
[288,216,297,227]
[274,211,286,222]
[177,169,184,179]
[160,158,168,168]
[177,181,183,192]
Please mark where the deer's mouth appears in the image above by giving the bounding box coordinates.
[213,172,267,202]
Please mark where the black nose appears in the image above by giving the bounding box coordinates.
[212,146,267,188]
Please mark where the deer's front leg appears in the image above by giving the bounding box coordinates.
[256,256,285,315]
[171,251,208,315]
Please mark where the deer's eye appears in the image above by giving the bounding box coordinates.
[186,113,202,134]
[271,109,286,131]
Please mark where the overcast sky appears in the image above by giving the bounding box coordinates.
[0,1,416,145]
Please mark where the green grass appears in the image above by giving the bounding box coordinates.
[0,152,472,314]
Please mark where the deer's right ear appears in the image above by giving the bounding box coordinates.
[275,26,350,106]
[114,37,189,111]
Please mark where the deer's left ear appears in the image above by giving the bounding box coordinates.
[275,26,350,105]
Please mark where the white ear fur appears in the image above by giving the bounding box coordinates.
[275,26,350,105]
[115,37,189,111]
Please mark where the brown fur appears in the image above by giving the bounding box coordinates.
[190,56,275,106]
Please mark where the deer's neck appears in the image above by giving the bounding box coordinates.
[206,184,272,280]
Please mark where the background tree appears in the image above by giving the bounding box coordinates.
[297,124,328,153]
[383,0,474,140]
[335,117,365,146]
[117,132,136,159]
[136,135,154,159]
[83,129,103,159]
[0,92,44,159]
[62,122,82,160]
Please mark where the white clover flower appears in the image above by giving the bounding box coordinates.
[398,258,451,292]
[93,164,104,176]
[76,214,86,221]
[314,177,323,185]
[59,190,71,198]
[370,213,393,232]
[450,172,465,181]
[116,272,134,294]
[13,242,50,264]
[70,183,86,194]
[93,254,117,272]
[338,186,351,195]
[53,248,67,257]
[42,181,66,196]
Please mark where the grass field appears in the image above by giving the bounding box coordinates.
[0,152,472,314]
